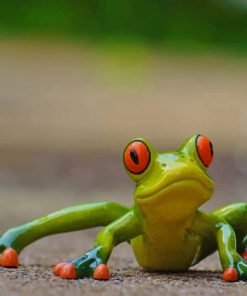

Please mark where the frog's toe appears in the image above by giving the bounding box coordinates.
[223,267,238,282]
[52,262,67,276]
[59,263,77,279]
[241,250,247,261]
[0,248,19,268]
[93,264,110,280]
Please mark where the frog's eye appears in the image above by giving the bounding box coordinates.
[196,135,213,167]
[124,141,151,174]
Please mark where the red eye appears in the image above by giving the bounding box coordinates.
[196,135,213,167]
[124,141,151,174]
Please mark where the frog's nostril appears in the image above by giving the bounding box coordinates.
[161,163,167,169]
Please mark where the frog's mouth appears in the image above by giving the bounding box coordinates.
[135,176,214,205]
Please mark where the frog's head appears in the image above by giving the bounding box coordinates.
[123,135,214,222]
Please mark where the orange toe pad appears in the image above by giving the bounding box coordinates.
[93,264,110,280]
[53,262,67,276]
[223,267,238,282]
[0,248,19,267]
[59,263,77,279]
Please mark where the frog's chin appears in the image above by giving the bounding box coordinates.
[135,179,213,219]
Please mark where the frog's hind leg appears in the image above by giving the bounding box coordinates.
[213,202,247,280]
[213,202,247,256]
[0,202,129,269]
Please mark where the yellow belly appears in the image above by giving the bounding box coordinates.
[131,222,202,271]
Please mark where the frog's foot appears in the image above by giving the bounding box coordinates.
[53,262,77,279]
[58,263,77,279]
[53,261,110,280]
[223,259,247,282]
[0,248,19,268]
[52,247,110,280]
[93,264,110,280]
[223,267,238,282]
[52,262,67,276]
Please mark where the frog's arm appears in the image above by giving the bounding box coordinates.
[56,208,143,279]
[0,202,129,267]
[194,211,247,282]
[95,208,142,262]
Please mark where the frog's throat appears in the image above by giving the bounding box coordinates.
[135,177,214,205]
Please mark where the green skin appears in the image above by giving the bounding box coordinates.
[1,134,247,280]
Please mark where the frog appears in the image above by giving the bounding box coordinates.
[0,134,247,282]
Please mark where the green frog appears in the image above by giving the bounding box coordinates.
[0,134,247,282]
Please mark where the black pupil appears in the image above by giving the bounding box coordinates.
[210,141,213,157]
[130,149,139,165]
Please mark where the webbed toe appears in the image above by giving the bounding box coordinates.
[93,264,110,280]
[59,263,77,279]
[0,248,19,268]
[52,262,67,276]
[223,267,238,282]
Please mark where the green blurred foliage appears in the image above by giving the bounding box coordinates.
[0,0,247,52]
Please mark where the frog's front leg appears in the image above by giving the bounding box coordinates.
[216,221,247,282]
[216,222,241,281]
[0,202,128,268]
[210,203,247,282]
[54,209,142,280]
[194,211,247,282]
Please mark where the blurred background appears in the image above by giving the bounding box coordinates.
[0,0,247,270]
